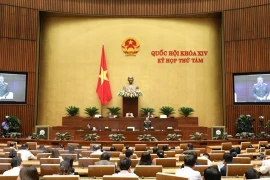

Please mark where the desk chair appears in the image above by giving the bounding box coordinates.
[221,142,232,151]
[164,151,175,157]
[81,151,93,157]
[226,164,253,176]
[156,172,188,180]
[43,175,80,180]
[135,144,147,151]
[151,154,168,159]
[40,158,61,165]
[0,163,11,174]
[240,142,251,150]
[30,150,44,156]
[246,148,256,153]
[156,158,176,167]
[61,154,78,161]
[3,147,16,152]
[135,165,163,177]
[0,158,11,163]
[0,175,17,180]
[112,144,124,151]
[131,159,140,168]
[26,142,37,150]
[194,148,205,154]
[6,141,17,147]
[210,150,225,153]
[237,154,254,159]
[103,176,139,180]
[194,165,210,175]
[59,150,69,154]
[40,164,61,176]
[258,141,268,149]
[196,158,208,165]
[157,144,169,150]
[37,153,51,160]
[134,151,144,157]
[108,151,121,157]
[67,143,79,147]
[265,149,270,155]
[209,153,224,161]
[78,158,100,168]
[178,154,186,161]
[88,165,115,177]
[90,153,101,159]
[179,144,188,151]
[119,154,137,159]
[172,149,183,154]
[232,157,251,164]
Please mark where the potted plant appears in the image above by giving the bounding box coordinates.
[55,132,71,140]
[66,106,80,116]
[213,130,232,140]
[235,132,255,139]
[190,132,207,140]
[5,116,21,138]
[140,107,155,117]
[85,107,99,117]
[82,133,100,141]
[30,130,47,140]
[166,133,182,141]
[178,107,194,117]
[107,107,121,116]
[159,106,175,117]
[109,134,125,141]
[137,134,157,141]
[236,114,253,133]
[256,132,269,138]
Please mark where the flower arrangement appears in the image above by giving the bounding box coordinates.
[82,133,100,141]
[118,87,143,98]
[213,130,233,140]
[137,134,157,141]
[166,133,182,141]
[55,132,71,141]
[235,132,255,139]
[190,132,207,140]
[109,134,126,141]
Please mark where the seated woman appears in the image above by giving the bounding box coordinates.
[59,160,71,175]
[49,149,64,162]
[143,117,152,130]
[134,151,153,173]
[152,150,164,164]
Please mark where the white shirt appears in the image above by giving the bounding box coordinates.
[112,170,138,177]
[17,149,35,161]
[260,159,270,174]
[91,150,103,155]
[198,156,212,166]
[3,167,21,175]
[175,166,201,180]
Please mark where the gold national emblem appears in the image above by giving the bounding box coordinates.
[121,38,140,56]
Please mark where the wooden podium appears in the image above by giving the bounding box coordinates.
[123,97,138,117]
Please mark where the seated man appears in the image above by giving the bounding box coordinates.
[143,117,152,130]
[112,158,138,177]
[175,154,201,180]
[95,152,119,173]
[3,157,23,175]
[244,168,260,179]
[203,166,221,180]
[220,153,233,176]
[17,143,36,161]
[91,144,103,155]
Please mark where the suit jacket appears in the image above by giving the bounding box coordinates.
[220,162,233,176]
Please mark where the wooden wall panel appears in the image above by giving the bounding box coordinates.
[0,5,38,40]
[0,0,269,136]
[224,5,270,41]
[0,38,36,72]
[0,0,269,15]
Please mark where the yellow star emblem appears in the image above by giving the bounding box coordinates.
[99,67,109,85]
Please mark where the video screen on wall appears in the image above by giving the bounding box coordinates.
[233,72,270,104]
[0,72,27,104]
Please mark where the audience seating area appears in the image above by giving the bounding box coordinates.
[0,140,268,179]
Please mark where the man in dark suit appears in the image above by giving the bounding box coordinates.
[95,152,114,165]
[95,152,119,172]
[220,153,233,176]
[253,76,269,102]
